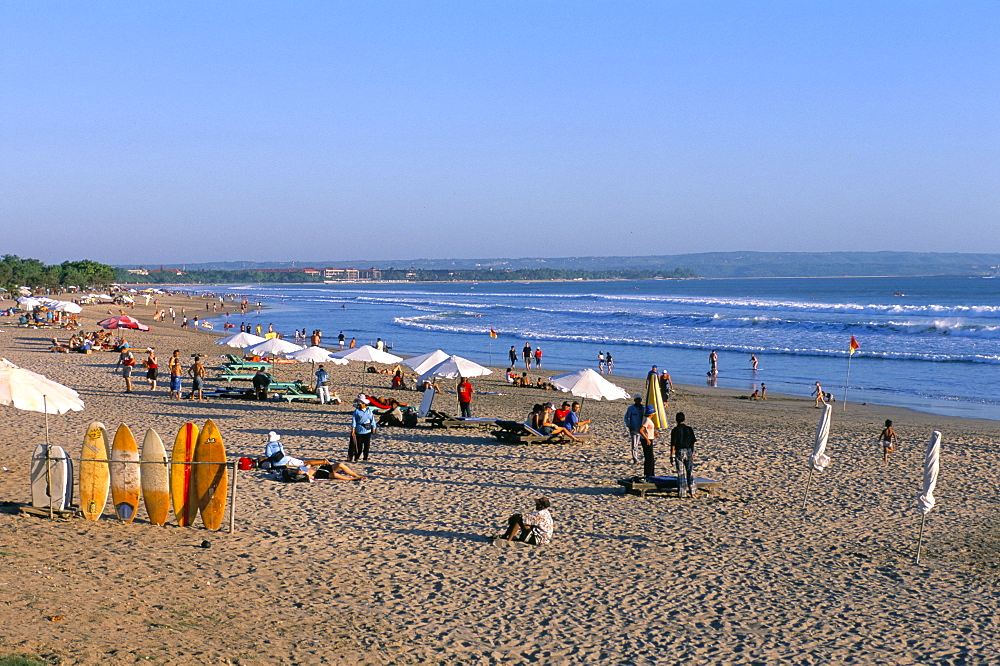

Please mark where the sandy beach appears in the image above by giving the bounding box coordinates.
[1,293,999,664]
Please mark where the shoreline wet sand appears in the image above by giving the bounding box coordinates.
[1,294,998,664]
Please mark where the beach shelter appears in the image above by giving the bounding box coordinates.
[97,315,150,331]
[402,349,451,376]
[0,358,84,445]
[419,355,492,380]
[644,373,668,430]
[245,338,303,358]
[549,368,630,401]
[332,345,404,365]
[802,404,832,510]
[915,430,942,564]
[215,331,267,348]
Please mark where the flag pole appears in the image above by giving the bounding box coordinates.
[843,353,852,412]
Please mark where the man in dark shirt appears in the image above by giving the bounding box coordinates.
[252,368,271,401]
[670,412,698,498]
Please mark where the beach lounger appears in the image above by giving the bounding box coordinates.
[222,354,272,371]
[425,410,497,429]
[491,420,591,444]
[617,475,721,498]
[278,384,321,404]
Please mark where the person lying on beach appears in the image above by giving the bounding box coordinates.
[279,462,367,482]
[535,377,556,390]
[417,378,441,392]
[261,431,327,469]
[498,497,553,545]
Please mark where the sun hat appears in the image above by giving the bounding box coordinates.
[268,431,280,442]
[644,405,656,415]
[356,394,370,404]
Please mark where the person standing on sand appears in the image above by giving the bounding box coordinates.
[760,382,767,400]
[350,395,377,462]
[598,350,605,373]
[509,346,517,366]
[457,376,473,417]
[534,347,542,368]
[639,405,657,479]
[168,350,183,399]
[670,412,697,498]
[118,347,135,393]
[606,352,614,374]
[315,364,330,405]
[339,331,345,349]
[645,365,658,390]
[522,343,532,370]
[813,381,826,408]
[659,370,673,403]
[349,337,356,348]
[878,419,899,464]
[623,395,644,464]
[144,349,158,390]
[188,355,206,401]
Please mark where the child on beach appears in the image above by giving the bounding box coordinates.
[878,419,899,464]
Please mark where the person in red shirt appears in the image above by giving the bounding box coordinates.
[534,347,543,368]
[457,376,474,417]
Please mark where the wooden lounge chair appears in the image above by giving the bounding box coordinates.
[426,410,497,429]
[491,420,591,444]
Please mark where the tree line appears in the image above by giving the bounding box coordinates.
[115,266,697,284]
[1,255,116,292]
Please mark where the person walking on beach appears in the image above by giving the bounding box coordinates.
[813,381,827,408]
[168,350,183,399]
[339,332,345,349]
[522,343,532,370]
[598,350,605,374]
[315,364,330,405]
[878,419,899,464]
[623,394,644,464]
[509,346,518,366]
[606,352,614,374]
[639,405,657,479]
[659,370,673,404]
[188,355,206,401]
[534,347,542,368]
[349,395,377,462]
[457,376,474,418]
[118,347,135,393]
[670,412,697,498]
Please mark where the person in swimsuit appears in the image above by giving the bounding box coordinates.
[878,419,898,464]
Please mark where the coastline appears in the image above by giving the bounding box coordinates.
[1,292,998,663]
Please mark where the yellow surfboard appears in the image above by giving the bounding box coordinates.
[110,424,141,523]
[141,428,170,526]
[171,422,199,527]
[194,419,228,531]
[79,422,110,521]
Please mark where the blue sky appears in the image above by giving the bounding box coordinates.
[2,1,997,264]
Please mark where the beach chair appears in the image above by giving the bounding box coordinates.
[222,354,272,371]
[617,475,721,498]
[491,421,591,445]
[278,384,321,404]
[425,410,497,429]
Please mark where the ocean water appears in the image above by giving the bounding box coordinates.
[193,276,1000,421]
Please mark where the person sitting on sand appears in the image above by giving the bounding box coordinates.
[525,404,544,430]
[535,377,555,390]
[390,369,408,390]
[567,401,590,434]
[878,419,899,464]
[498,497,553,545]
[538,403,579,441]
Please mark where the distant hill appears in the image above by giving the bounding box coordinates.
[119,252,1000,278]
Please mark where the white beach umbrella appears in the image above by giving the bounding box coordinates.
[215,331,267,348]
[285,346,348,365]
[419,355,492,380]
[0,358,85,445]
[332,345,404,365]
[50,301,83,314]
[915,430,942,563]
[549,368,630,401]
[16,296,42,310]
[802,404,832,510]
[403,349,451,376]
[245,338,304,358]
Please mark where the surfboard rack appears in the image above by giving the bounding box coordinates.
[76,459,240,532]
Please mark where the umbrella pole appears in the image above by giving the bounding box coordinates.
[43,395,50,446]
[802,469,814,512]
[915,514,928,564]
[43,395,54,518]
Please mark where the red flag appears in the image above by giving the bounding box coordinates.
[489,328,497,339]
[849,336,860,355]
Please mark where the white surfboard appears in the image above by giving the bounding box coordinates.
[30,444,71,511]
[418,388,435,418]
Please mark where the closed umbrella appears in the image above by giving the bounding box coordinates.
[403,349,451,376]
[915,430,942,564]
[215,331,267,348]
[644,372,668,430]
[419,355,492,380]
[802,404,832,510]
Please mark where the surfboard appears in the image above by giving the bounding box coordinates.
[79,422,110,520]
[171,422,199,527]
[30,444,71,511]
[418,387,435,418]
[141,428,170,526]
[194,419,228,531]
[109,424,141,522]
